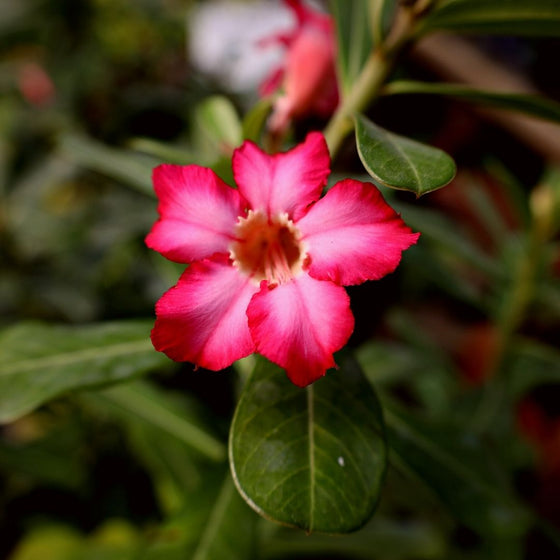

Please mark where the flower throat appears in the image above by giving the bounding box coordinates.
[230,210,306,285]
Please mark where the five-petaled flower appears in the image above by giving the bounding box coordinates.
[259,0,338,134]
[146,132,419,387]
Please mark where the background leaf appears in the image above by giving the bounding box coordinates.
[369,0,398,48]
[193,95,242,156]
[58,133,158,196]
[229,355,387,534]
[242,98,273,144]
[0,320,169,423]
[355,114,456,195]
[330,0,373,95]
[94,381,226,462]
[383,80,560,124]
[383,403,532,538]
[192,476,257,560]
[419,0,560,37]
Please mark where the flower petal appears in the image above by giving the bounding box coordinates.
[151,255,258,370]
[146,164,246,263]
[269,27,337,133]
[232,132,330,221]
[247,274,354,386]
[297,179,420,285]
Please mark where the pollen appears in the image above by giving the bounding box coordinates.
[230,210,307,285]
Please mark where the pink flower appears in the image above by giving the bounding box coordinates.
[260,0,339,134]
[146,133,419,387]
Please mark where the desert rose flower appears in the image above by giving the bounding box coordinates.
[146,132,419,386]
[260,0,338,134]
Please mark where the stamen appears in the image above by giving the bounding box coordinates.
[229,210,307,285]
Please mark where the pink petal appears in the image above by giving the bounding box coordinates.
[285,0,331,31]
[232,132,330,221]
[146,164,247,263]
[268,28,336,133]
[151,255,258,370]
[247,274,354,387]
[259,66,285,97]
[297,179,420,286]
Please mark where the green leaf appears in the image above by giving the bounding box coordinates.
[192,476,257,560]
[242,98,273,144]
[229,355,387,534]
[58,133,157,196]
[369,0,398,47]
[419,0,560,37]
[96,381,226,462]
[383,404,531,537]
[261,516,445,560]
[139,469,257,560]
[355,114,456,195]
[0,320,169,423]
[193,96,242,156]
[384,80,560,124]
[509,340,560,397]
[330,0,373,95]
[128,137,209,166]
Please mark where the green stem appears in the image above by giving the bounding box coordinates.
[324,50,391,156]
[324,2,419,157]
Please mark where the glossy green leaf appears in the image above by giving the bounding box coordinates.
[330,0,373,95]
[355,114,456,195]
[229,356,387,534]
[419,0,560,37]
[0,320,169,423]
[192,476,257,560]
[384,80,560,124]
[383,404,531,537]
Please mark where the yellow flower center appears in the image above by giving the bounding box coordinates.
[230,210,307,285]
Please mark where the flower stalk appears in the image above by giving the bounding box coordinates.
[324,0,422,156]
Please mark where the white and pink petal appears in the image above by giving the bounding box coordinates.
[297,179,420,286]
[247,274,354,387]
[151,255,258,371]
[146,164,247,263]
[232,132,330,221]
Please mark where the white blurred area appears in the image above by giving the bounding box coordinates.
[188,0,292,92]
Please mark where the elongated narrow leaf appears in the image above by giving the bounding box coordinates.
[96,381,226,462]
[58,133,157,196]
[419,0,560,37]
[330,0,373,95]
[384,80,560,124]
[369,0,398,47]
[192,476,257,560]
[384,404,531,537]
[0,320,169,423]
[229,355,387,534]
[140,469,256,560]
[355,114,456,195]
[509,341,560,397]
[242,98,272,143]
